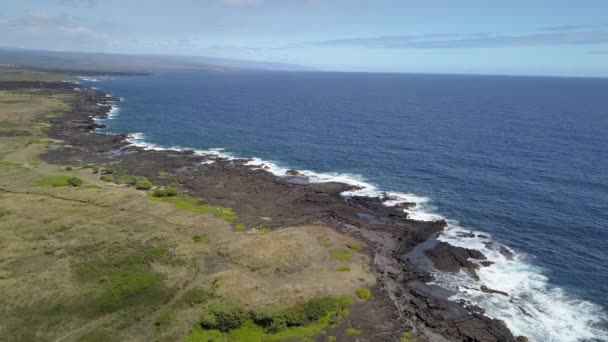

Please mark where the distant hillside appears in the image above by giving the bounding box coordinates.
[0,48,312,74]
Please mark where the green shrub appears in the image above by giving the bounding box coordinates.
[346,242,363,252]
[327,336,337,342]
[155,311,174,330]
[345,328,361,336]
[164,186,178,196]
[235,223,247,231]
[135,179,152,190]
[65,166,73,171]
[200,301,248,332]
[152,186,178,197]
[356,288,372,301]
[337,265,351,272]
[330,249,352,261]
[67,176,83,187]
[320,241,333,248]
[92,166,99,174]
[100,174,113,182]
[125,176,139,186]
[101,167,114,174]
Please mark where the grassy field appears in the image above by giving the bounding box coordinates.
[0,66,76,82]
[0,74,376,341]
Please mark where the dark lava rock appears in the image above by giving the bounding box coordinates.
[458,231,476,238]
[408,282,515,342]
[425,241,486,273]
[285,169,300,176]
[394,201,416,210]
[480,286,509,296]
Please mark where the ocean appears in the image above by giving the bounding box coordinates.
[83,71,608,342]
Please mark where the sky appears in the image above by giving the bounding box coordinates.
[1,0,608,76]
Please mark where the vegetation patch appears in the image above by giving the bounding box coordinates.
[187,296,354,341]
[345,328,362,336]
[66,176,83,187]
[346,242,363,252]
[152,194,238,222]
[100,174,113,182]
[134,179,152,190]
[152,185,178,197]
[37,175,73,187]
[356,288,372,301]
[320,241,333,248]
[337,265,351,272]
[193,235,210,244]
[235,223,247,231]
[0,161,23,167]
[330,249,352,261]
[71,244,173,314]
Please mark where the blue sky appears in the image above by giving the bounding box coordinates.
[1,0,607,76]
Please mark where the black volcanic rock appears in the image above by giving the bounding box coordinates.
[424,241,486,279]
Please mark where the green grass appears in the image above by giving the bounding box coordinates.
[235,223,247,231]
[355,288,372,301]
[320,241,333,248]
[345,328,361,336]
[346,242,363,252]
[192,235,210,244]
[72,245,173,314]
[151,195,238,222]
[37,175,73,187]
[337,265,351,272]
[0,161,23,167]
[154,310,174,331]
[330,249,352,262]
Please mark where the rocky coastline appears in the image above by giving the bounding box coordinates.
[14,79,526,342]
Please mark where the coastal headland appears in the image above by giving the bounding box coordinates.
[0,69,524,341]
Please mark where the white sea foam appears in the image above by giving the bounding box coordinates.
[108,105,120,118]
[78,76,98,82]
[432,224,608,342]
[95,100,607,341]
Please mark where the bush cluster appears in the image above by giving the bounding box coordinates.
[152,186,178,197]
[356,288,372,301]
[67,176,83,187]
[135,179,153,190]
[199,296,354,335]
[100,174,113,182]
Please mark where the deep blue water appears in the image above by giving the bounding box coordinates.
[86,71,608,340]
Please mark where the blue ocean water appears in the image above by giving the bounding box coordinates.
[85,71,608,341]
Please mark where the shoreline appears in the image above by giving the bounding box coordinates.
[31,79,524,341]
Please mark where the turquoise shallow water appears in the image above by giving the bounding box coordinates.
[85,71,608,341]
